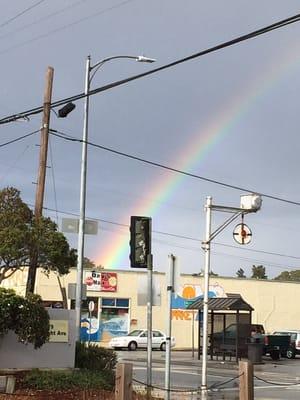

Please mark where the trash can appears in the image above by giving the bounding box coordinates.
[247,339,264,363]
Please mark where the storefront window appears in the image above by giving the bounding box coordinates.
[100,297,130,341]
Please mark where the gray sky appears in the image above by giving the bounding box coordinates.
[1,0,300,278]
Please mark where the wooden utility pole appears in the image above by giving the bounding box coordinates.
[26,66,54,295]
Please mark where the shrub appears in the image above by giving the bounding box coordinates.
[23,369,113,390]
[75,342,117,387]
[0,288,49,348]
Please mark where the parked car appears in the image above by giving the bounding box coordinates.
[263,334,291,360]
[273,330,300,359]
[211,323,265,356]
[108,329,175,351]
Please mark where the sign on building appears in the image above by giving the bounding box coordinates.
[84,271,117,292]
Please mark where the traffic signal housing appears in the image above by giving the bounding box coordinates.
[130,216,151,268]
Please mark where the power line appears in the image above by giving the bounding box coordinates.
[0,0,89,41]
[0,0,136,55]
[1,11,300,124]
[0,129,39,147]
[49,129,300,208]
[37,204,300,263]
[0,0,46,29]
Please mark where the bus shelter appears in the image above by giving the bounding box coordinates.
[187,293,254,363]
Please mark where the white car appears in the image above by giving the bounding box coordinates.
[108,329,176,351]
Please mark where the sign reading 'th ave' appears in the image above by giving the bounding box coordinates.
[49,320,68,342]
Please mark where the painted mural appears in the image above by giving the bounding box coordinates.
[171,282,226,321]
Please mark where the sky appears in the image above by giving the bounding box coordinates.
[1,0,300,279]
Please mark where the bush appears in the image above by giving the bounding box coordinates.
[23,369,113,391]
[0,288,49,348]
[75,342,117,387]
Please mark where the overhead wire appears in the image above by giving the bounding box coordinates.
[1,11,300,124]
[0,144,32,185]
[0,0,46,29]
[0,129,40,147]
[49,129,300,208]
[0,128,299,266]
[0,0,136,56]
[0,0,89,41]
[33,204,300,267]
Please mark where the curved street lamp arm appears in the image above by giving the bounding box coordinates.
[89,55,156,83]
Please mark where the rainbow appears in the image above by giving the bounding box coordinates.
[94,42,300,268]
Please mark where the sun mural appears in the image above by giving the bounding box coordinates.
[182,285,196,299]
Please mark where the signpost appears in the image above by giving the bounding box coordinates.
[129,216,153,399]
[88,301,94,344]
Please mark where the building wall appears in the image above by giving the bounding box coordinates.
[2,269,300,349]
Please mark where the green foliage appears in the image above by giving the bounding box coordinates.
[30,216,77,277]
[236,268,246,278]
[274,269,300,281]
[0,186,76,283]
[251,265,267,279]
[23,369,112,391]
[0,288,49,348]
[75,342,117,387]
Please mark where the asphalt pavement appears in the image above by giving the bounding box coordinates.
[117,350,300,399]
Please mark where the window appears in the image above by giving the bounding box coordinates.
[102,298,115,307]
[128,330,143,336]
[153,331,164,337]
[101,297,130,336]
[71,297,99,319]
[102,298,129,308]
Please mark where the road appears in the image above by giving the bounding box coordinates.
[117,350,300,399]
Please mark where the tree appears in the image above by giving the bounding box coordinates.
[236,268,246,278]
[274,270,300,281]
[0,288,49,348]
[251,265,267,280]
[83,257,96,269]
[83,257,104,270]
[0,187,76,285]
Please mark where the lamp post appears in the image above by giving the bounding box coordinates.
[200,194,262,395]
[75,54,156,341]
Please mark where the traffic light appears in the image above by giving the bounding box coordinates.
[130,216,151,268]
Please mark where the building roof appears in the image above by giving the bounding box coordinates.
[186,293,254,312]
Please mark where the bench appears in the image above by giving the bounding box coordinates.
[214,344,242,361]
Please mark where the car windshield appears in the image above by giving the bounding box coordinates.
[128,330,143,336]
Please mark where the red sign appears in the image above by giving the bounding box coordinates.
[84,271,117,292]
[85,276,94,286]
[101,272,117,292]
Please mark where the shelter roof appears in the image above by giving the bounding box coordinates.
[186,293,254,312]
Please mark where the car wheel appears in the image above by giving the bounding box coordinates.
[270,349,280,361]
[128,341,137,351]
[286,348,296,359]
[160,342,166,351]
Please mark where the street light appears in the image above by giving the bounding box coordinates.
[75,54,156,341]
[200,193,262,395]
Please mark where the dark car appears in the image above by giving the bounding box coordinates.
[210,323,265,357]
